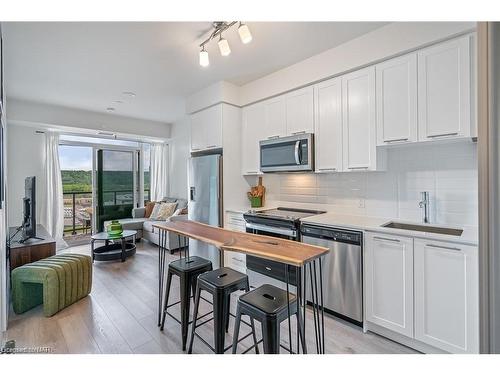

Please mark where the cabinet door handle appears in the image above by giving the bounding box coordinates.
[384,138,408,143]
[348,166,369,170]
[291,130,306,135]
[426,243,461,251]
[318,168,337,172]
[267,135,280,140]
[192,148,201,151]
[206,145,218,149]
[373,236,401,243]
[427,132,459,138]
[246,171,260,174]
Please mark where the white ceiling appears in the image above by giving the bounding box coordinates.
[3,22,388,123]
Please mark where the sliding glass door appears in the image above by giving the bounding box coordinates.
[95,149,138,231]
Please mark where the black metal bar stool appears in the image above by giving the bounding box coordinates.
[232,283,303,354]
[160,255,213,351]
[188,267,260,354]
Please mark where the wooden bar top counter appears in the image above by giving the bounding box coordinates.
[154,220,328,266]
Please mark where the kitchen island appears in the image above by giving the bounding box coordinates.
[154,219,329,354]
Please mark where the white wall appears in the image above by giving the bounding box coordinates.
[240,22,476,105]
[6,124,45,226]
[259,141,478,227]
[168,117,190,199]
[186,81,241,114]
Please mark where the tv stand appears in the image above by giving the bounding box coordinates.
[8,225,56,271]
[19,235,45,244]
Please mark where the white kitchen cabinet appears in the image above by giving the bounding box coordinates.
[417,35,472,141]
[365,232,414,338]
[190,104,223,152]
[241,103,264,175]
[286,86,314,135]
[342,66,378,171]
[414,239,479,353]
[376,53,418,145]
[224,211,247,273]
[314,77,343,172]
[263,95,287,140]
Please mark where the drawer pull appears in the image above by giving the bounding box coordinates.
[246,171,260,174]
[426,244,461,251]
[206,145,218,149]
[265,266,272,271]
[267,135,280,140]
[348,166,369,170]
[384,138,408,143]
[373,236,401,243]
[427,132,459,138]
[291,130,306,135]
[318,168,337,172]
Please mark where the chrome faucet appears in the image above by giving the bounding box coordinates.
[418,191,430,223]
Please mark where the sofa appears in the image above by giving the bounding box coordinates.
[104,197,188,251]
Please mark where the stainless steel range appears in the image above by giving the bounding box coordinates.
[243,207,326,288]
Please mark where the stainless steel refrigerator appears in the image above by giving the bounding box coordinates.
[187,153,222,267]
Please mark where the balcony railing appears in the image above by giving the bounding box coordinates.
[63,189,150,235]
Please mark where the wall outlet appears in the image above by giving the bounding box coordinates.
[358,198,365,209]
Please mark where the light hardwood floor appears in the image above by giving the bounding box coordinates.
[2,240,417,354]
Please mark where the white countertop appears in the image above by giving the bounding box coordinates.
[301,213,478,246]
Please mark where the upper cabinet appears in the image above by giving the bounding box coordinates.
[376,53,418,145]
[314,77,343,172]
[263,96,287,140]
[261,87,314,141]
[285,86,314,135]
[417,35,472,141]
[190,105,223,152]
[241,103,265,175]
[342,66,378,171]
[239,33,475,175]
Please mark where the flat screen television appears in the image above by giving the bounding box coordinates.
[21,176,37,241]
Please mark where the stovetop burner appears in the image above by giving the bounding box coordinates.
[246,207,326,221]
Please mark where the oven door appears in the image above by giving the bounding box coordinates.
[260,133,313,172]
[245,223,298,286]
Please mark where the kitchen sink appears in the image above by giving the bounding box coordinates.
[381,221,463,236]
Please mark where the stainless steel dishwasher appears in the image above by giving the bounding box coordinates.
[301,224,363,325]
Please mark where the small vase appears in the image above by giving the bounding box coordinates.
[107,220,123,238]
[250,196,262,208]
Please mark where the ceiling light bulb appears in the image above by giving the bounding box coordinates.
[218,36,231,56]
[238,23,252,44]
[199,47,209,67]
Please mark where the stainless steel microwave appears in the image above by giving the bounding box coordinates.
[259,133,314,172]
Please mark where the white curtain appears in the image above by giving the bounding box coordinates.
[150,142,169,201]
[41,132,66,249]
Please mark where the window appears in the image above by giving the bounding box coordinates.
[142,143,151,203]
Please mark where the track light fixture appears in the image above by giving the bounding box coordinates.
[198,21,252,67]
[199,45,209,67]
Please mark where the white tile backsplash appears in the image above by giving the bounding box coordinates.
[263,141,478,227]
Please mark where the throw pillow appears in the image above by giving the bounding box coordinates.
[149,203,162,220]
[151,202,177,221]
[144,201,156,218]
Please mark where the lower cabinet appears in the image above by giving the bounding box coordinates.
[365,233,414,338]
[223,211,247,273]
[414,239,479,354]
[365,232,479,353]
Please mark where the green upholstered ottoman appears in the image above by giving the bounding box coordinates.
[11,254,92,317]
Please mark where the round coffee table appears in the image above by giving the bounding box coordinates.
[91,230,137,262]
